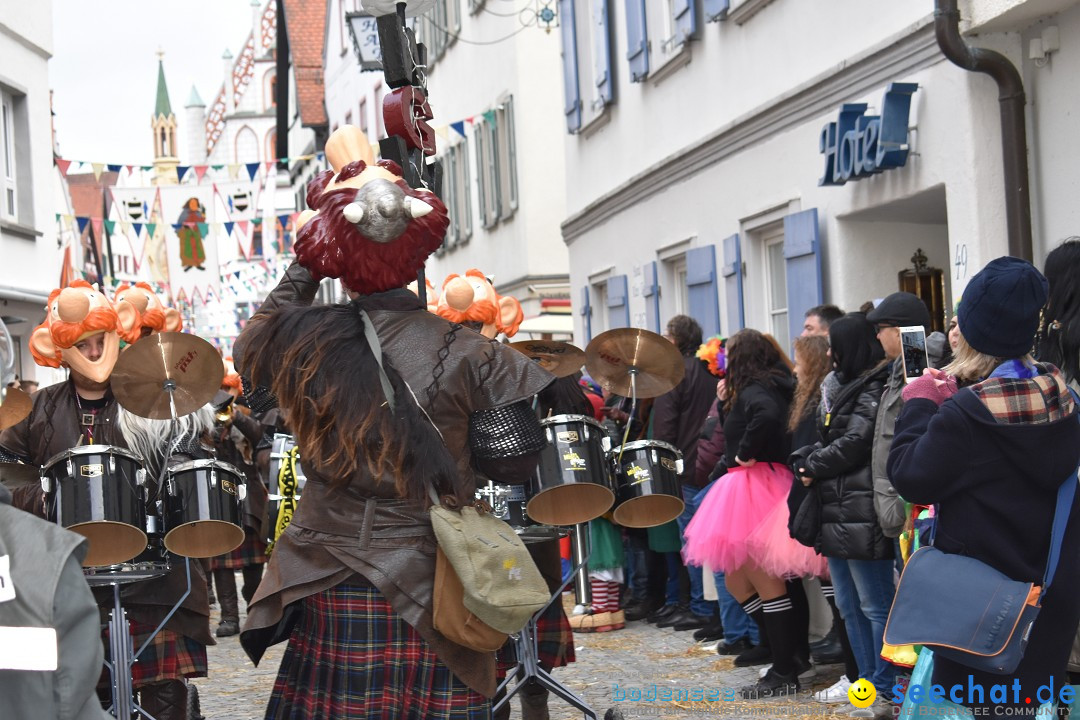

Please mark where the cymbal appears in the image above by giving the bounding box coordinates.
[508,340,585,378]
[584,328,685,399]
[111,332,225,420]
[0,386,32,430]
[0,461,39,490]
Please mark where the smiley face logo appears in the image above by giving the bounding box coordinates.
[847,678,877,709]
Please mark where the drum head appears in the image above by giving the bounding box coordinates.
[526,484,614,527]
[612,495,684,529]
[164,520,245,559]
[71,521,148,567]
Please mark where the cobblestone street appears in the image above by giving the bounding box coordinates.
[195,577,851,720]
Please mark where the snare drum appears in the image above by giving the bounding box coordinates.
[266,434,306,546]
[610,440,684,528]
[163,459,246,558]
[83,514,171,585]
[42,445,148,567]
[527,414,615,526]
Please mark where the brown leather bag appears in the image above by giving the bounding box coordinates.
[432,547,509,652]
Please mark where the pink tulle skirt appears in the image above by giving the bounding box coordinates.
[683,463,829,579]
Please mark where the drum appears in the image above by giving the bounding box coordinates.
[476,481,530,528]
[526,414,615,526]
[266,434,306,546]
[610,440,684,528]
[83,513,172,585]
[41,445,148,567]
[162,459,246,558]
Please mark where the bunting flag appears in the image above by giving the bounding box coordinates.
[224,221,235,236]
[107,164,122,173]
[132,223,143,237]
[56,157,72,176]
[450,121,465,137]
[146,222,157,238]
[194,165,209,182]
[245,162,260,181]
[91,218,103,239]
[482,110,496,126]
[104,219,116,234]
[176,166,189,182]
[228,164,241,180]
[76,216,90,234]
[91,163,105,181]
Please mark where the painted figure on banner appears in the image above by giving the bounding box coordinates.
[146,195,171,291]
[177,197,208,271]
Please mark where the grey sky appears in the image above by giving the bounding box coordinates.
[51,0,259,166]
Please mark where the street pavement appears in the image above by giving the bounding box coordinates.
[196,579,852,720]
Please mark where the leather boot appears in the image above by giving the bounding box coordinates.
[139,680,189,720]
[520,680,551,720]
[241,564,264,607]
[491,686,511,720]
[214,568,240,637]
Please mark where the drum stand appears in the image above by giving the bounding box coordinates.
[571,523,591,607]
[494,550,597,720]
[95,556,192,719]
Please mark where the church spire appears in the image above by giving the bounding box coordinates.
[155,51,173,118]
[151,49,179,186]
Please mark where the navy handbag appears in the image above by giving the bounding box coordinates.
[883,469,1076,674]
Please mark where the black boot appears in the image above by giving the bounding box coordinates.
[739,594,801,698]
[241,563,264,608]
[520,679,551,720]
[692,613,724,642]
[214,568,240,637]
[139,680,189,720]
[734,595,772,667]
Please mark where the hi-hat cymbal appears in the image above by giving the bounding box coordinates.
[0,461,39,489]
[0,386,32,430]
[111,332,225,420]
[508,340,585,378]
[584,328,685,399]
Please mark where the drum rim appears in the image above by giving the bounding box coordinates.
[611,439,682,457]
[42,444,143,472]
[540,413,605,430]
[168,458,245,478]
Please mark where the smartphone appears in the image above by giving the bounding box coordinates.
[899,325,928,383]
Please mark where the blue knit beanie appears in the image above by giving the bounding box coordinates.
[957,256,1047,358]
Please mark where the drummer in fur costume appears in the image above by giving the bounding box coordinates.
[0,280,215,719]
[234,126,553,719]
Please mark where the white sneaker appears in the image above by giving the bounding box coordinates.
[814,675,852,703]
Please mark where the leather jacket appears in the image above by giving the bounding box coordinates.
[234,263,553,697]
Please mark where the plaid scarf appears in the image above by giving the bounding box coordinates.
[971,361,1075,425]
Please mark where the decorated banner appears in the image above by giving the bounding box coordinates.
[158,185,219,302]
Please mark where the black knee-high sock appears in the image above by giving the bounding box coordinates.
[786,579,810,663]
[762,594,799,678]
[740,594,767,649]
[823,583,859,681]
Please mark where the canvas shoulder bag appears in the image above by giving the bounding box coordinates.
[883,460,1077,674]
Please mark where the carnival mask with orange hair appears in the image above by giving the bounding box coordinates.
[113,282,183,343]
[292,126,449,295]
[435,269,524,339]
[29,280,138,382]
[221,356,242,397]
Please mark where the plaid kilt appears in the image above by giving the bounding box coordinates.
[208,528,267,570]
[266,581,490,720]
[101,621,208,688]
[496,601,575,677]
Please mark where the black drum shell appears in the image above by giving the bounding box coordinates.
[42,445,147,567]
[611,441,684,528]
[527,415,614,526]
[163,460,245,558]
[266,434,306,545]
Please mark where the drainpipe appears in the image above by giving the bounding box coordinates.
[934,0,1033,262]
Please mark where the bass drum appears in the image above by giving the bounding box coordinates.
[526,414,615,527]
[266,433,306,548]
[42,445,148,567]
[610,440,684,528]
[162,459,246,558]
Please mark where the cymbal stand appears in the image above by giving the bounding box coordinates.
[616,369,639,463]
[100,557,192,719]
[571,523,591,607]
[494,547,597,720]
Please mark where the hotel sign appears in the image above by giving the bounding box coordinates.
[819,83,918,186]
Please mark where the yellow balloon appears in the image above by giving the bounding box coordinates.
[848,678,877,709]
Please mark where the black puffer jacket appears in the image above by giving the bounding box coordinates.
[790,363,892,561]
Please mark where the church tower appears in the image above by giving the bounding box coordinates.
[151,52,179,186]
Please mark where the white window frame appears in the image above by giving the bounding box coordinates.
[764,233,789,352]
[1,91,16,222]
[496,95,517,217]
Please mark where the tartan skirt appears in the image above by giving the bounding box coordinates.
[265,581,490,720]
[101,621,208,688]
[208,528,268,570]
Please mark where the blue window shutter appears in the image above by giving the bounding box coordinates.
[686,245,720,338]
[783,209,823,347]
[642,261,660,333]
[559,0,582,133]
[704,0,729,21]
[580,284,592,342]
[722,233,744,333]
[593,0,615,106]
[607,274,630,328]
[624,0,649,83]
[673,0,698,42]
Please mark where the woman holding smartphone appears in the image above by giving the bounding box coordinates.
[789,314,896,709]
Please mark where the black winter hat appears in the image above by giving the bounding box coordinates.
[866,292,931,329]
[957,256,1047,358]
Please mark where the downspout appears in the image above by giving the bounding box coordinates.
[934,0,1033,262]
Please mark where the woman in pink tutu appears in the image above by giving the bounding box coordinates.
[684,328,824,698]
